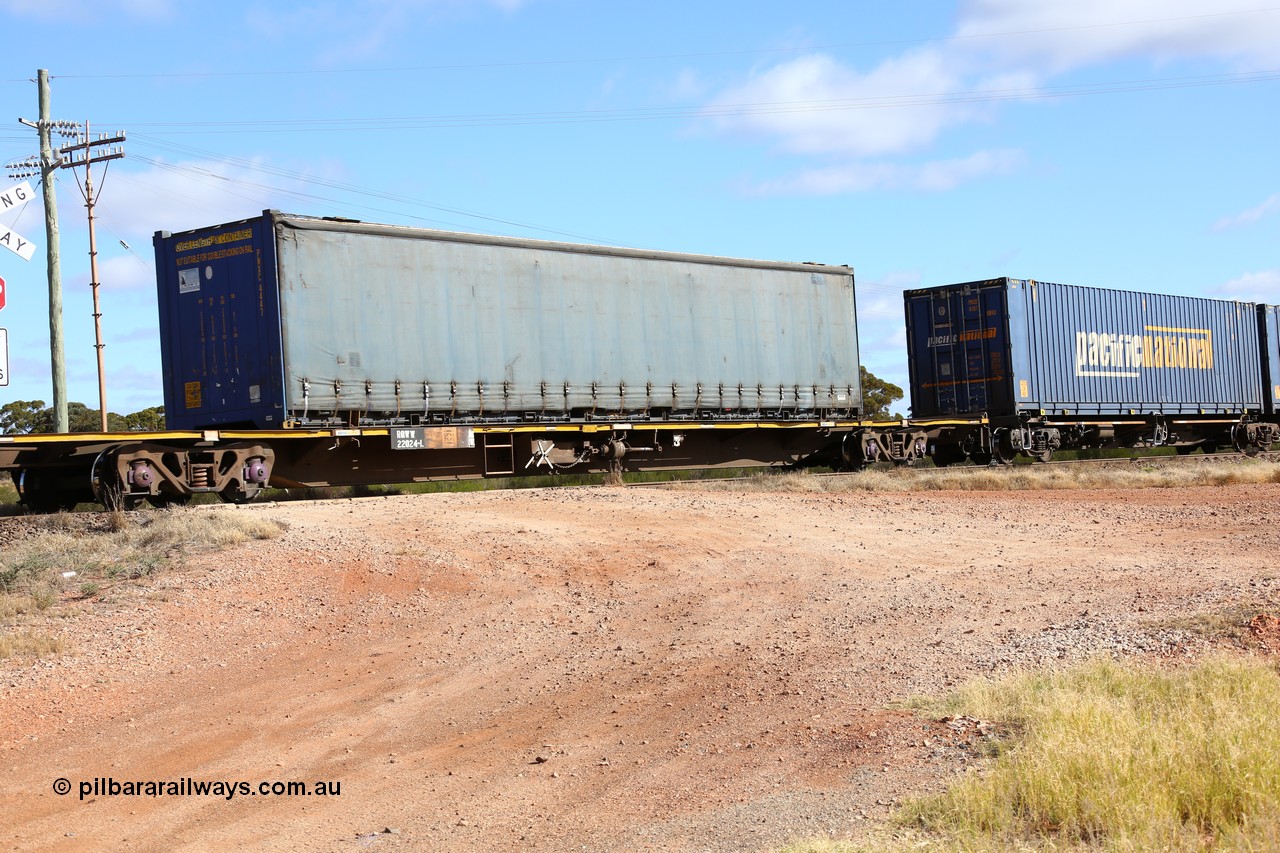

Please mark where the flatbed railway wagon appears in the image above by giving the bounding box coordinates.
[1,212,863,510]
[898,277,1280,465]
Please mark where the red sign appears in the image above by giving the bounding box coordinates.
[0,275,5,311]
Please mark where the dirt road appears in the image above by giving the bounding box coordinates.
[4,481,1278,851]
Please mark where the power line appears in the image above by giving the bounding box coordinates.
[102,67,1280,135]
[39,7,1280,81]
[125,150,640,246]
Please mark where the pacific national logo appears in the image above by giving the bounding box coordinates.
[1075,326,1213,378]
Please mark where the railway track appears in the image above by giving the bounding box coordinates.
[626,448,1280,489]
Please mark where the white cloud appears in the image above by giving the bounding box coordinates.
[702,2,1280,195]
[1211,193,1280,232]
[104,158,319,239]
[1214,269,1280,301]
[955,0,1280,73]
[751,149,1026,195]
[96,255,156,292]
[707,51,990,158]
[100,360,166,414]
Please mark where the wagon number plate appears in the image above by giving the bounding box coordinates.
[391,427,426,450]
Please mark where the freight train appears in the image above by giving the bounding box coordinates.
[1,210,1277,511]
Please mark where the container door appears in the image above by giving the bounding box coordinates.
[154,215,283,428]
[1262,305,1280,416]
[906,282,1011,417]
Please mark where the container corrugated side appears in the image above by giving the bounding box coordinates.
[906,278,1262,418]
[272,215,861,417]
[1011,279,1261,415]
[154,214,285,430]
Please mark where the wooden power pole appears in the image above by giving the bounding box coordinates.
[57,123,126,432]
[11,70,69,432]
[13,70,126,433]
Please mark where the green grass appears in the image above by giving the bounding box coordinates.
[901,656,1280,850]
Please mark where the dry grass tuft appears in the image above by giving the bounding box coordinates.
[0,508,286,643]
[133,509,287,551]
[899,655,1280,850]
[0,630,66,660]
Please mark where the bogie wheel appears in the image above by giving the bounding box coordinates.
[1175,445,1195,456]
[931,446,968,468]
[993,431,1018,466]
[218,484,262,505]
[15,471,73,513]
[1030,448,1054,463]
[969,449,994,466]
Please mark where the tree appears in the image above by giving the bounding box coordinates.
[122,406,165,432]
[860,366,904,421]
[0,401,166,434]
[0,400,53,434]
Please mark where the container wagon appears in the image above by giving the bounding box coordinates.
[897,278,1278,464]
[1,213,863,510]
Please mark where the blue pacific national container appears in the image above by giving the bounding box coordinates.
[155,211,861,430]
[1261,304,1280,415]
[905,278,1263,419]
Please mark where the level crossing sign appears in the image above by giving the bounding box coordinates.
[0,180,37,261]
[0,328,8,386]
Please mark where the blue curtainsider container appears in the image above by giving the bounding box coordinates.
[905,278,1263,419]
[154,211,861,430]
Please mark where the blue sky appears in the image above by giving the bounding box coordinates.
[0,0,1277,418]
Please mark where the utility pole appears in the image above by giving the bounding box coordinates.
[12,70,126,433]
[58,122,126,432]
[10,70,69,432]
